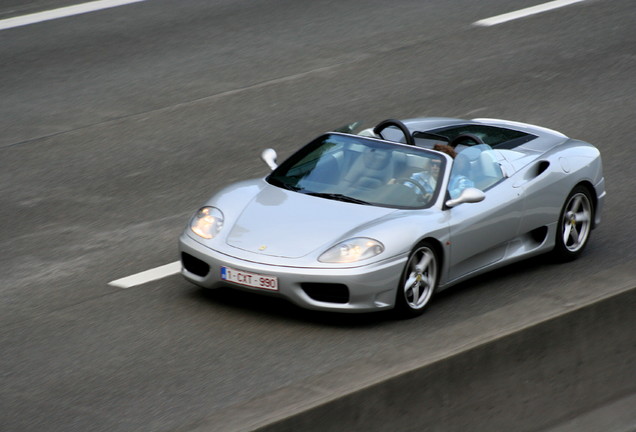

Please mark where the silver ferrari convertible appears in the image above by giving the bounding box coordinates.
[179,117,605,317]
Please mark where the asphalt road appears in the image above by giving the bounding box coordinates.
[1,0,635,431]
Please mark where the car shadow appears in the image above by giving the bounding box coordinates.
[188,285,394,328]
[185,253,563,327]
[434,253,556,302]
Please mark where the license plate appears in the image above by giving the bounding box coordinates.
[220,266,278,291]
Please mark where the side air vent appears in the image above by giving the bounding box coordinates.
[536,161,550,176]
[529,226,548,244]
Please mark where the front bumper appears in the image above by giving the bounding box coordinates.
[178,233,407,312]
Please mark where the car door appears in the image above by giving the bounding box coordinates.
[445,149,523,282]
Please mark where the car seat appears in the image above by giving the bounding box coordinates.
[343,148,395,190]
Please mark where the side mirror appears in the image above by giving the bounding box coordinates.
[333,121,361,134]
[445,188,485,208]
[261,148,278,170]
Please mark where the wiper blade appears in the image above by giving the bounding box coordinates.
[269,180,369,204]
[305,192,371,205]
[280,183,302,192]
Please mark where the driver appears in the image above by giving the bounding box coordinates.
[402,144,457,197]
[391,157,440,201]
[406,163,437,197]
[402,144,476,200]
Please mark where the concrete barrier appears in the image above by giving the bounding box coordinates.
[252,287,636,432]
[191,281,636,432]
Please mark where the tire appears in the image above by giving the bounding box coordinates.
[394,241,439,318]
[552,185,594,262]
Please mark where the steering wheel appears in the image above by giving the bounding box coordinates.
[448,133,484,148]
[373,119,416,146]
[396,178,432,202]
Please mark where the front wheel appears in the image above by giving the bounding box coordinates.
[394,241,439,318]
[552,185,594,262]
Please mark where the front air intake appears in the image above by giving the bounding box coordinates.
[181,252,210,277]
[301,283,350,304]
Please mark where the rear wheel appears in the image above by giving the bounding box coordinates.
[394,241,439,318]
[552,185,594,261]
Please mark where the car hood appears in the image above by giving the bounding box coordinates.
[225,185,397,258]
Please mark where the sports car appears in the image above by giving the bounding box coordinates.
[178,117,605,317]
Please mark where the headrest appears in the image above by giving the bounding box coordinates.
[362,148,392,170]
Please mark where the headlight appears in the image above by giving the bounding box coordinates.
[190,207,224,239]
[318,238,384,263]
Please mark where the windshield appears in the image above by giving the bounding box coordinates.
[267,134,447,209]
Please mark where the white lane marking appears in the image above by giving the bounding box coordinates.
[0,0,146,31]
[474,0,585,27]
[109,261,181,289]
